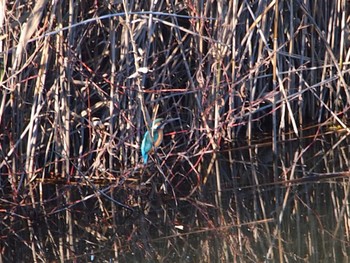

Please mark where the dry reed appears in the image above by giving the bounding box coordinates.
[0,0,349,261]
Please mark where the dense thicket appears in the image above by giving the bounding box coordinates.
[0,1,349,261]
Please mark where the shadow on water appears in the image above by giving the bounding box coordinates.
[1,126,350,262]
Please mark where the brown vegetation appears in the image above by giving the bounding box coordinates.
[1,0,350,262]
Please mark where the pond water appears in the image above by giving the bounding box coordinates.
[1,127,350,262]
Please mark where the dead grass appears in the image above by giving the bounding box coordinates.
[0,0,350,261]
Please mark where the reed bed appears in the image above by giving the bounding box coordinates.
[1,0,350,261]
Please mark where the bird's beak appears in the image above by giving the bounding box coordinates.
[158,117,180,129]
[164,117,180,124]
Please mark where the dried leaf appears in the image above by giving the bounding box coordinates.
[15,0,48,67]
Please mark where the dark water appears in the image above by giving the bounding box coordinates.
[1,128,350,262]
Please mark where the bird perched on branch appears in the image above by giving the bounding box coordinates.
[141,118,177,164]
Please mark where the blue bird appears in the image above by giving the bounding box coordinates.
[141,118,177,164]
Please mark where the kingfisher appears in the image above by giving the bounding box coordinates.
[141,118,177,164]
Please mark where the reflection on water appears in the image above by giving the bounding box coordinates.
[1,128,350,262]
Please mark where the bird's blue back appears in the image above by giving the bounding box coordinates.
[141,130,159,164]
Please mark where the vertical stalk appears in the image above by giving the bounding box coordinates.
[122,0,152,132]
[229,0,243,253]
[272,0,283,262]
[65,0,74,258]
[108,2,119,258]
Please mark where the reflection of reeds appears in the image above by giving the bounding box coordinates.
[1,0,350,261]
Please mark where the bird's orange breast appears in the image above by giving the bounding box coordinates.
[153,129,163,148]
